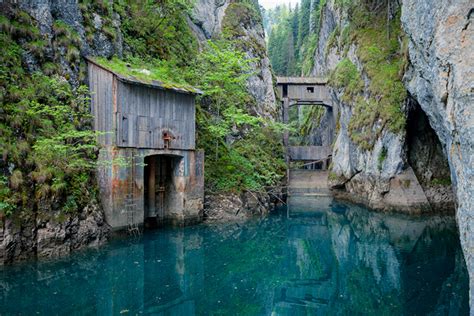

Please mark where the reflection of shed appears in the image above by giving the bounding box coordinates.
[87,57,204,230]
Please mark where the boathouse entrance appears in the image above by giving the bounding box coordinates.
[144,154,182,227]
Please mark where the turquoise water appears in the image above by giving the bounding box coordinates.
[0,199,469,315]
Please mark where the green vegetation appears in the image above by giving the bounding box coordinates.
[0,27,98,221]
[328,171,339,181]
[299,105,325,141]
[329,58,363,102]
[431,177,452,186]
[189,41,286,192]
[92,57,199,93]
[378,146,388,171]
[118,0,197,66]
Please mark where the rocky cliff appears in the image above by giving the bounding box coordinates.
[310,0,473,308]
[401,0,474,307]
[189,0,277,118]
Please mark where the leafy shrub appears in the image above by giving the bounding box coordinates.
[187,41,286,192]
[0,28,98,219]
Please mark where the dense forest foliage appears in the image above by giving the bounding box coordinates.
[0,0,285,220]
[263,0,325,76]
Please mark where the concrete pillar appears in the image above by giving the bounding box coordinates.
[147,157,156,217]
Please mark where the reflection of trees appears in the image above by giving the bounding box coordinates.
[0,202,469,315]
[282,202,467,315]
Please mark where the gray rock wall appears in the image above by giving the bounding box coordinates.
[18,0,122,87]
[310,0,473,308]
[312,0,416,212]
[401,0,474,307]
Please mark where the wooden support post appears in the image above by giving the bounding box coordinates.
[322,159,328,171]
[298,103,303,125]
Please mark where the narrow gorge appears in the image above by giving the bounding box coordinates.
[266,0,473,310]
[0,0,472,314]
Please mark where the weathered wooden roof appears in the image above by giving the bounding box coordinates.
[276,76,328,85]
[85,57,203,95]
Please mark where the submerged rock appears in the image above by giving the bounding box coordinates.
[204,192,272,222]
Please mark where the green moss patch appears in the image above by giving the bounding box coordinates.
[92,56,199,93]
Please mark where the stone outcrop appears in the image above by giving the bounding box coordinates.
[17,1,123,88]
[0,201,109,264]
[204,192,274,222]
[401,0,474,307]
[311,0,428,213]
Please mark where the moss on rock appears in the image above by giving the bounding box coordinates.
[328,3,408,150]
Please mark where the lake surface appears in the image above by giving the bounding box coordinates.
[0,197,469,315]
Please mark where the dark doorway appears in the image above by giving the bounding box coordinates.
[144,155,180,228]
[282,84,288,97]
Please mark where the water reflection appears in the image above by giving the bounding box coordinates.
[0,198,469,315]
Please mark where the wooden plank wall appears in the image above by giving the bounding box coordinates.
[287,84,328,102]
[88,63,115,146]
[115,80,195,150]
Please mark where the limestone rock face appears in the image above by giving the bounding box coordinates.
[401,0,474,307]
[0,201,109,264]
[188,0,230,39]
[18,1,122,88]
[311,0,473,308]
[189,0,277,118]
[312,0,417,212]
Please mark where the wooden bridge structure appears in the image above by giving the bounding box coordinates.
[276,77,333,167]
[276,77,334,197]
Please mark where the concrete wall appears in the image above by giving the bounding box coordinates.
[97,148,204,230]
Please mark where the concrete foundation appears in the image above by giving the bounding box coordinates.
[98,147,204,231]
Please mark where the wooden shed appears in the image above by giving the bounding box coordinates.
[87,57,204,231]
